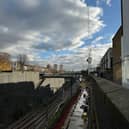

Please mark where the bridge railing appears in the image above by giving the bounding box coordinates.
[87,76,129,129]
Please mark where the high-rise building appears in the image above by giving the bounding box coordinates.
[53,64,58,72]
[59,64,63,73]
[45,64,52,73]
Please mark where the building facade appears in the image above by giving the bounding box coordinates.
[121,0,129,88]
[59,64,64,73]
[53,64,58,73]
[100,48,113,80]
[0,52,12,72]
[112,26,122,84]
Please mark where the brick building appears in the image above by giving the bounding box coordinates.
[0,52,12,72]
[112,26,123,84]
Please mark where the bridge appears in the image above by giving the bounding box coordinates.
[39,72,82,79]
[38,72,82,98]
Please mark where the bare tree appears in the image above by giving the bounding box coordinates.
[17,54,27,72]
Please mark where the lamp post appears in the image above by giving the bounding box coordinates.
[86,56,92,75]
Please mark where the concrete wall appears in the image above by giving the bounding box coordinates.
[122,0,129,88]
[0,71,40,87]
[42,78,65,91]
[122,0,129,56]
[0,71,66,90]
[88,76,129,129]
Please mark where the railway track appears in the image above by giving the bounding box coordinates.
[6,82,79,129]
[6,96,62,129]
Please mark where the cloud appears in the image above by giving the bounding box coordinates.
[0,0,106,70]
[91,36,104,44]
[96,0,112,6]
[0,0,104,51]
[35,42,112,71]
[106,0,111,6]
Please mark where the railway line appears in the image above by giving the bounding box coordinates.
[6,80,79,129]
[6,94,63,129]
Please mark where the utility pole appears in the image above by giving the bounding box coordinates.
[86,3,92,75]
[86,48,92,75]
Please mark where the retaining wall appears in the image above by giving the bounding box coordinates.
[88,76,129,129]
[0,71,39,87]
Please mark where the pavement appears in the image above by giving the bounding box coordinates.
[65,89,88,129]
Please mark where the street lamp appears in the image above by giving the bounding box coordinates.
[86,56,92,75]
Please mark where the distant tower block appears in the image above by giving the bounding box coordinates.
[46,64,52,73]
[59,64,63,72]
[53,64,58,72]
[47,64,51,69]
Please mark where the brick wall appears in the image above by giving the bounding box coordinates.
[112,26,122,84]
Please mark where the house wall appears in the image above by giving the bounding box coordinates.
[0,53,12,72]
[100,48,113,80]
[121,0,129,88]
[113,27,122,84]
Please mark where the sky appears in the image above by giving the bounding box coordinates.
[0,0,121,70]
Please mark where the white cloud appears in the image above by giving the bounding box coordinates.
[92,36,104,44]
[96,0,112,6]
[0,25,8,33]
[106,0,111,6]
[0,0,104,51]
[0,0,107,70]
[36,42,112,71]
